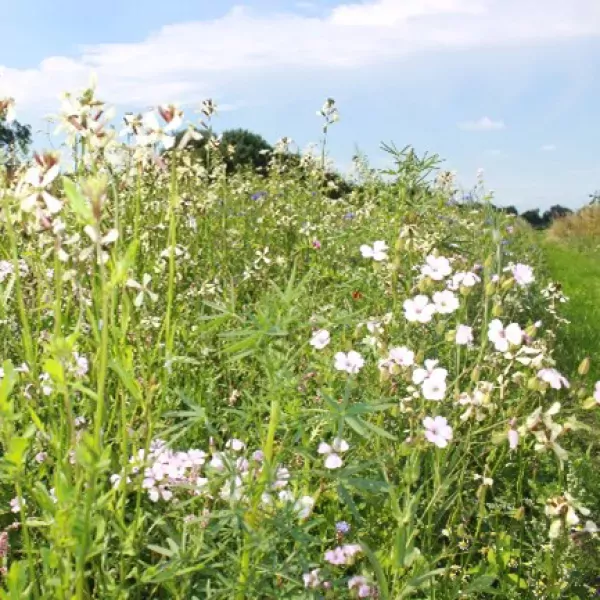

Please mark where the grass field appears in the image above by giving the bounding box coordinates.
[542,238,600,382]
[1,86,599,598]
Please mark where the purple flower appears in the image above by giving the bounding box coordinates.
[251,191,267,201]
[343,212,355,220]
[336,521,351,534]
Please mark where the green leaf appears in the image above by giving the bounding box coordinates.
[345,416,369,437]
[359,418,397,440]
[360,541,390,600]
[109,359,142,402]
[62,177,93,222]
[5,437,29,469]
[399,568,446,597]
[346,477,389,493]
[43,358,64,385]
[507,573,529,590]
[147,544,174,558]
[465,574,498,593]
[0,360,17,410]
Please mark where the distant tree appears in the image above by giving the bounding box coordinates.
[220,129,272,174]
[589,190,600,205]
[543,204,572,222]
[0,112,32,172]
[175,127,273,174]
[521,209,545,228]
[503,205,519,216]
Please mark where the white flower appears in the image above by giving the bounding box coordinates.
[594,382,600,403]
[413,360,448,401]
[455,325,473,346]
[72,352,89,377]
[18,159,62,215]
[334,351,365,374]
[303,569,321,589]
[537,368,570,390]
[448,271,480,290]
[474,474,494,486]
[10,497,25,513]
[225,438,245,452]
[422,377,447,401]
[508,428,519,450]
[318,438,349,469]
[584,520,598,534]
[388,346,415,367]
[546,493,590,539]
[487,319,523,352]
[433,290,460,314]
[84,225,119,245]
[294,496,315,519]
[310,329,330,350]
[423,416,453,448]
[126,274,158,307]
[360,240,388,261]
[324,454,343,469]
[509,263,535,286]
[421,255,452,281]
[412,360,447,385]
[403,295,436,323]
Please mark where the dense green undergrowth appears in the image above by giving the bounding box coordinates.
[0,87,598,599]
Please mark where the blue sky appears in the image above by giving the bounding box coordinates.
[1,0,599,210]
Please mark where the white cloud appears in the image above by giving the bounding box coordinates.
[1,0,599,116]
[459,117,506,131]
[541,144,557,151]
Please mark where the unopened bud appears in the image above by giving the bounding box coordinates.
[578,357,590,376]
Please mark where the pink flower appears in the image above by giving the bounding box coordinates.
[423,416,453,448]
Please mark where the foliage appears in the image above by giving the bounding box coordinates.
[547,204,600,249]
[519,205,574,230]
[0,111,32,171]
[0,83,598,599]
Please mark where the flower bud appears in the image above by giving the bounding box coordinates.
[577,357,590,376]
[492,304,503,317]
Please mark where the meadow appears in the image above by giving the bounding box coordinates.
[0,85,599,599]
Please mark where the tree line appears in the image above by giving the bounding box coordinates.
[1,110,595,221]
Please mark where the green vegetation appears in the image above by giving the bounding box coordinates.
[0,84,598,598]
[542,239,600,381]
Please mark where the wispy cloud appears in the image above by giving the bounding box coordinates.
[459,117,506,131]
[541,144,557,151]
[1,0,599,116]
